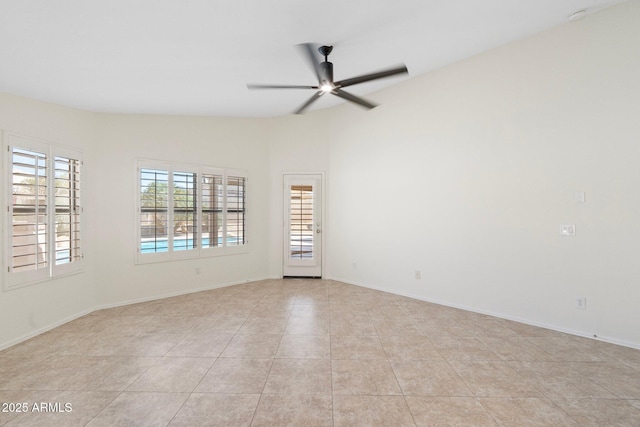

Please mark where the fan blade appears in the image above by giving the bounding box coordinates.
[331,88,377,110]
[297,43,323,84]
[334,64,408,88]
[247,83,318,90]
[294,91,324,115]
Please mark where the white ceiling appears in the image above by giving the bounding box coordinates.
[0,0,626,117]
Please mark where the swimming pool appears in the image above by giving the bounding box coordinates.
[140,237,241,253]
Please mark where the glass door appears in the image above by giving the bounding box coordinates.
[283,174,322,277]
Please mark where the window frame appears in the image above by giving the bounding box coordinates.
[3,131,84,291]
[135,159,248,264]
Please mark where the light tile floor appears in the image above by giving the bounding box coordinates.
[1,279,640,426]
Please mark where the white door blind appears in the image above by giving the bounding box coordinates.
[290,185,314,259]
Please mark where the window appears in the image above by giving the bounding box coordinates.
[4,132,83,290]
[136,160,247,263]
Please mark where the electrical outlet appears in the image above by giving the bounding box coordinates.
[576,297,587,309]
[414,270,421,280]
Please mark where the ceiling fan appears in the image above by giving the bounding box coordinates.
[247,44,409,114]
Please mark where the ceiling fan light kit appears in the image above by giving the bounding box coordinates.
[247,43,409,114]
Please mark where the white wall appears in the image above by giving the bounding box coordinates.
[0,93,96,347]
[327,1,640,347]
[266,111,331,278]
[91,114,272,306]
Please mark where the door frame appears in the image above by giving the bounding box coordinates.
[282,172,326,278]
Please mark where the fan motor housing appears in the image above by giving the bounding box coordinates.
[319,61,333,84]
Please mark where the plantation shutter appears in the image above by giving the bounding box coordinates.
[5,134,84,290]
[53,156,82,267]
[289,185,314,259]
[201,171,224,248]
[172,171,197,251]
[10,147,49,279]
[226,175,246,246]
[139,167,170,254]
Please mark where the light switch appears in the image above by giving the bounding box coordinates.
[561,224,576,236]
[575,192,586,203]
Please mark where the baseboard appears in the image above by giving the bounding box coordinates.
[4,275,638,352]
[0,276,273,352]
[0,308,95,352]
[93,275,274,311]
[329,276,640,351]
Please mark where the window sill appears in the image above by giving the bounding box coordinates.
[135,245,249,265]
[3,267,85,292]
